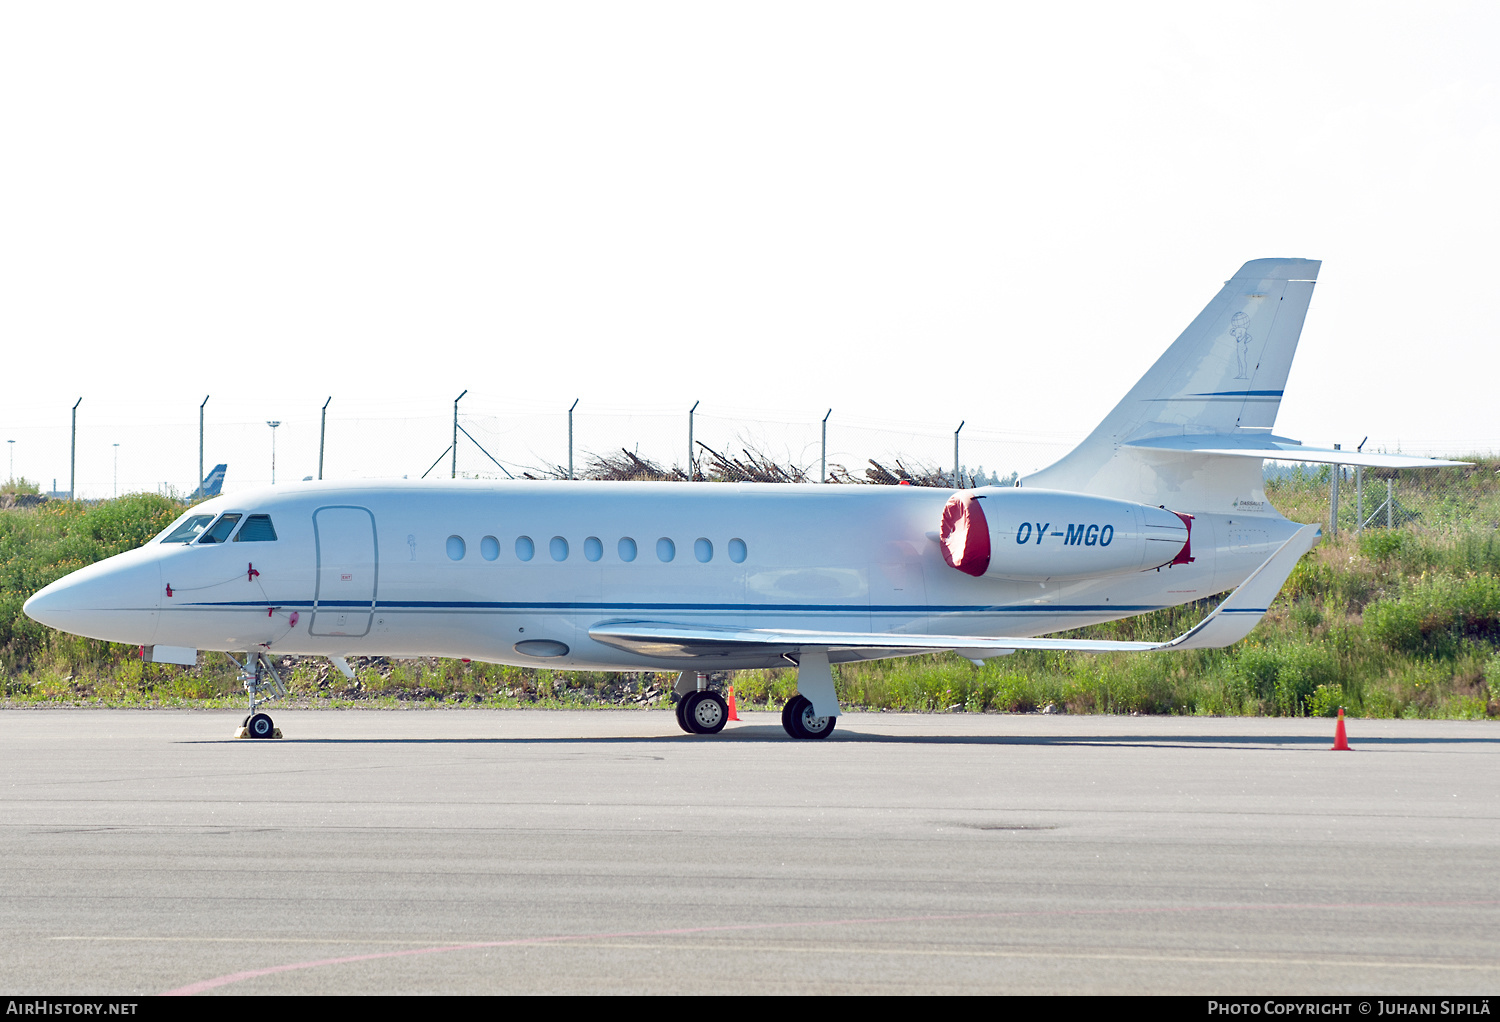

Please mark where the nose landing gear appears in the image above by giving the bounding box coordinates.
[232,651,285,739]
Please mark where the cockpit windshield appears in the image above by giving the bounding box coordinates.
[197,513,243,544]
[158,514,216,544]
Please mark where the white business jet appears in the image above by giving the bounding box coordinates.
[24,258,1465,740]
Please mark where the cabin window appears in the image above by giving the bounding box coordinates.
[694,538,713,563]
[729,538,747,563]
[584,536,603,562]
[159,515,215,544]
[657,537,675,562]
[197,514,242,544]
[480,535,500,561]
[233,515,278,542]
[516,536,535,561]
[447,535,466,560]
[618,537,637,562]
[550,536,569,561]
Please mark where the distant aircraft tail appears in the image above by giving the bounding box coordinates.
[190,464,227,500]
[1023,258,1321,512]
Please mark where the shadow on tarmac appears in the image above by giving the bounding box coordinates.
[181,724,1500,749]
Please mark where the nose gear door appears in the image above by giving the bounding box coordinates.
[310,506,377,637]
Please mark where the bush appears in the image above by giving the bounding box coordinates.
[1363,573,1500,657]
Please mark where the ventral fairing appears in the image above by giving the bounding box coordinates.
[24,258,1466,740]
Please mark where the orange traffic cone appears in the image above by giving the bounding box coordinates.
[726,686,741,721]
[1331,707,1352,751]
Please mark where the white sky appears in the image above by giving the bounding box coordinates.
[3,1,1497,490]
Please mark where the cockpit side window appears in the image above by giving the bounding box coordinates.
[233,514,278,542]
[159,514,216,544]
[197,513,243,544]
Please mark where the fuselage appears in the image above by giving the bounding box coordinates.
[24,479,1301,671]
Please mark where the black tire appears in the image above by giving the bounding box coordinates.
[247,712,276,740]
[683,691,728,735]
[674,696,694,734]
[782,695,835,740]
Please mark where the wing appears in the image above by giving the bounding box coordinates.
[591,524,1321,660]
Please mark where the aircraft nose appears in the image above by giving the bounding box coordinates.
[23,551,162,643]
[22,582,72,629]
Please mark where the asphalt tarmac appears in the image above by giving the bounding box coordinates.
[2,707,1499,995]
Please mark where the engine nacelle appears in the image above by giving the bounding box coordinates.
[939,487,1191,582]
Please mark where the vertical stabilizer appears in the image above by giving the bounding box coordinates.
[1023,258,1320,511]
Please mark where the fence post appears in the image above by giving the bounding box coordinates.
[198,395,209,496]
[1355,466,1363,535]
[70,397,81,501]
[452,390,467,479]
[1329,445,1341,538]
[688,400,699,481]
[1387,478,1393,528]
[821,408,832,483]
[954,420,965,488]
[318,396,331,480]
[568,398,579,480]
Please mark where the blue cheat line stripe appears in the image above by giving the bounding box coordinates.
[182,598,1185,614]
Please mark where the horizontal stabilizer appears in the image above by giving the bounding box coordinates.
[1124,435,1469,469]
[590,525,1321,659]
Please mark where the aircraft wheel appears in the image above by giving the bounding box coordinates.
[247,712,277,740]
[674,697,694,734]
[683,691,728,735]
[782,695,835,740]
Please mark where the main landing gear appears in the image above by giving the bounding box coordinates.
[671,660,840,740]
[232,650,285,740]
[672,671,729,735]
[781,695,836,740]
[676,690,729,735]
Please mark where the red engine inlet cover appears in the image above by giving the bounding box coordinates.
[939,492,991,577]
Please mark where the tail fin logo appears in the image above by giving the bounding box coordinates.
[1230,311,1253,379]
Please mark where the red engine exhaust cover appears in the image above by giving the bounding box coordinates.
[939,492,991,577]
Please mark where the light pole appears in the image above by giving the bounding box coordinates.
[267,421,281,484]
[113,444,119,497]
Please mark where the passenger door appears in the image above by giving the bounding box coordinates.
[310,506,378,638]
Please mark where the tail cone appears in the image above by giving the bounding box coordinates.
[727,686,741,721]
[1331,707,1352,751]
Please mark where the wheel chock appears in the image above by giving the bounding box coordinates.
[231,726,284,739]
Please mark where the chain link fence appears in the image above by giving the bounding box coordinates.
[1265,460,1500,534]
[4,402,1497,535]
[1,405,1080,499]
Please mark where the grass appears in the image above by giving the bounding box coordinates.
[4,463,1500,718]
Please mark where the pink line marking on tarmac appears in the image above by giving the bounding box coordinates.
[162,898,1500,995]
